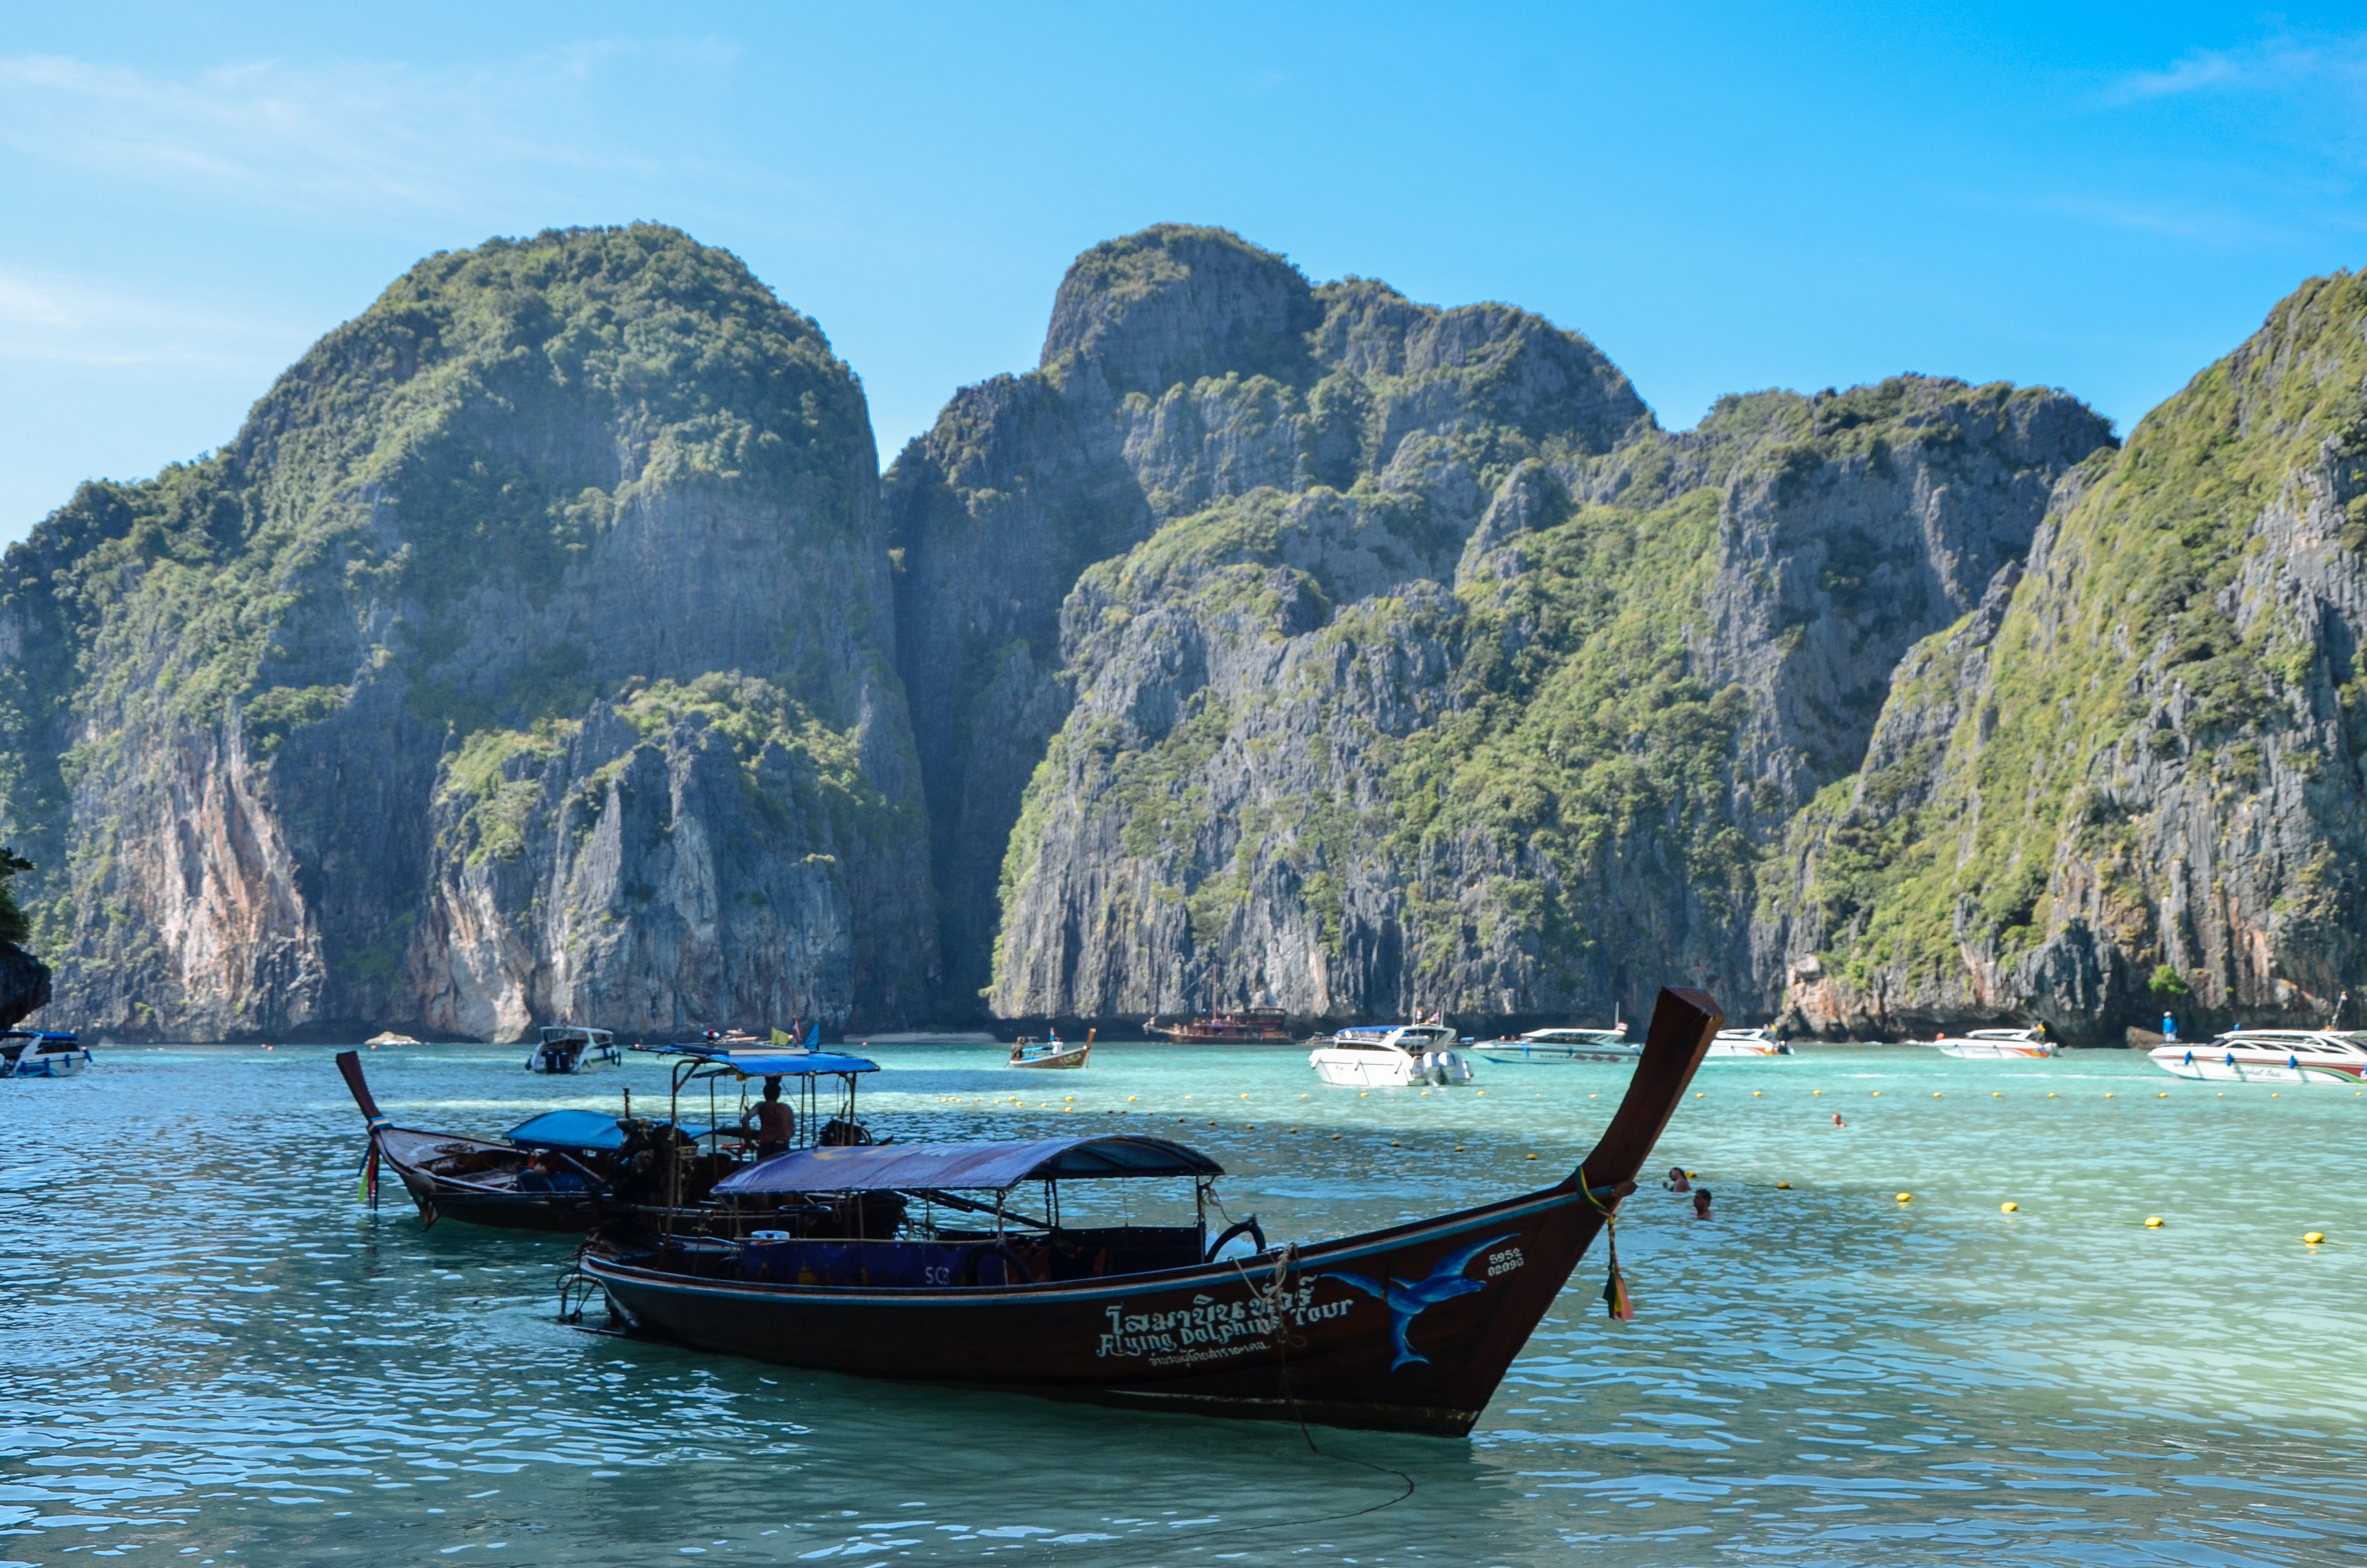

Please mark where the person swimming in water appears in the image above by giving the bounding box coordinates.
[1663,1165,1690,1192]
[1692,1188,1713,1220]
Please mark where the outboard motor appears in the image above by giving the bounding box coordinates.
[1425,1051,1451,1086]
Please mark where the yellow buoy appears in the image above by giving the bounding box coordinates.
[2145,1216,2164,1228]
[2048,1092,2058,1098]
[1476,1090,1486,1096]
[1455,1145,1465,1152]
[1687,1170,1697,1178]
[1814,1090,1823,1097]
[1753,1090,1763,1097]
[2001,1201,2017,1212]
[1332,1133,1341,1140]
[1694,1091,1704,1098]
[1896,1192,1912,1203]
[1776,1181,1791,1189]
[1526,1153,1539,1160]
[2158,1092,2167,1098]
[2105,1093,2114,1098]
[1127,1096,1136,1102]
[1933,1092,1942,1098]
[1872,1090,1881,1097]
[2305,1231,2326,1245]
[1992,1091,2002,1098]
[1241,1093,1250,1099]
[1389,1140,1401,1147]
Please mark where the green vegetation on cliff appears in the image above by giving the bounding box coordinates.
[1778,271,2367,1022]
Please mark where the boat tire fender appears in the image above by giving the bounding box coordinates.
[1205,1215,1267,1262]
[955,1239,1037,1287]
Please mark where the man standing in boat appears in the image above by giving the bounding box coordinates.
[749,1076,795,1161]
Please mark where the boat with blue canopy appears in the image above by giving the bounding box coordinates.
[0,1030,89,1078]
[334,1040,881,1233]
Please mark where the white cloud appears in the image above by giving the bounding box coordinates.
[0,266,299,371]
[0,41,735,221]
[2108,33,2367,105]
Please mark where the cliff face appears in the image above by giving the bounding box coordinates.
[1764,273,2367,1041]
[11,219,2352,1041]
[947,228,2113,1022]
[0,226,934,1040]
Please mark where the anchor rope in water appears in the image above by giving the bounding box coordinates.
[1153,1237,1415,1546]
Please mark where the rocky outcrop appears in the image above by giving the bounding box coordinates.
[0,942,48,1027]
[1762,273,2367,1041]
[11,218,2352,1042]
[0,226,935,1040]
[891,224,1654,1016]
[968,230,2112,1023]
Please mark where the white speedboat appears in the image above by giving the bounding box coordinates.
[1705,1026,1793,1058]
[1476,1026,1640,1064]
[1310,1023,1473,1086]
[1929,1027,2058,1059]
[526,1025,622,1074]
[2149,1029,2367,1085]
[0,1030,90,1078]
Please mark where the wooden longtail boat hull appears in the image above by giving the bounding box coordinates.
[339,1051,606,1232]
[580,986,1723,1436]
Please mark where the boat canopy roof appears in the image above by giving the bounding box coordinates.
[505,1109,723,1150]
[711,1135,1223,1196]
[506,1109,632,1150]
[0,1030,77,1043]
[654,1045,879,1078]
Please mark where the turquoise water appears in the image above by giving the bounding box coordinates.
[2,1039,2363,1567]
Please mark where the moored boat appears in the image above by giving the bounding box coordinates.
[1928,1027,2058,1059]
[2148,1028,2367,1085]
[1476,1026,1638,1065]
[1010,1030,1092,1069]
[338,1042,880,1231]
[0,1030,89,1078]
[1309,1023,1472,1086]
[1144,1008,1294,1044]
[1705,1026,1793,1058]
[572,985,1724,1438]
[527,1025,622,1073]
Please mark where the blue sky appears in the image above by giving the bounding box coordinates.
[1,2,2362,543]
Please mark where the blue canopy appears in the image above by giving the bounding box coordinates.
[506,1109,631,1151]
[506,1109,724,1150]
[710,1136,1222,1196]
[659,1046,879,1078]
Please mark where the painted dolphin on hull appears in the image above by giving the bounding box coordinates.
[1330,1234,1516,1370]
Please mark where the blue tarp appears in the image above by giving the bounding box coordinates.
[506,1109,631,1150]
[505,1110,722,1150]
[710,1136,1222,1196]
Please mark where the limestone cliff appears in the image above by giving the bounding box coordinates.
[923,226,2113,1022]
[1764,272,2367,1041]
[0,226,935,1040]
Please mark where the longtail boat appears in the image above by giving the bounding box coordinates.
[572,985,1722,1437]
[336,1044,879,1232]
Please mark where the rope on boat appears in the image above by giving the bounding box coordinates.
[1579,1166,1635,1321]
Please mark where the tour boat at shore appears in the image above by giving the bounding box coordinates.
[2148,1029,2367,1085]
[0,1030,89,1078]
[569,986,1724,1438]
[1928,1027,2059,1059]
[526,1025,622,1074]
[1476,1026,1638,1065]
[1705,1027,1793,1057]
[1309,1023,1473,1086]
[1144,1008,1294,1044]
